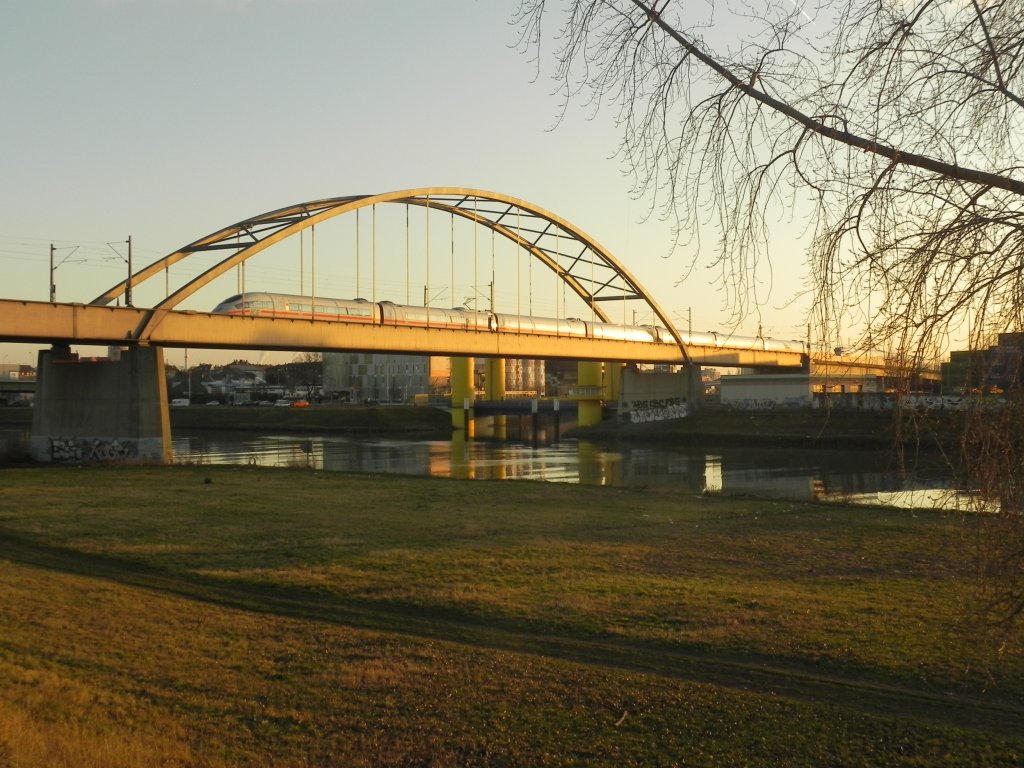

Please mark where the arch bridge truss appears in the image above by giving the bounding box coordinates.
[90,188,688,359]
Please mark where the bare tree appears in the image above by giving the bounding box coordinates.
[515,0,1024,624]
[516,0,1023,347]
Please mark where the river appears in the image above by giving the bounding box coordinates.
[0,424,971,510]
[169,430,973,510]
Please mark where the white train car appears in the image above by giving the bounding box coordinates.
[211,293,379,323]
[589,321,658,343]
[212,293,807,355]
[492,313,588,338]
[381,302,492,331]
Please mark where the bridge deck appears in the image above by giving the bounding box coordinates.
[0,299,808,367]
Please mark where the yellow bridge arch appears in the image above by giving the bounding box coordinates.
[90,188,689,361]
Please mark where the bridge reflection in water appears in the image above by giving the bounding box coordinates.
[170,432,966,510]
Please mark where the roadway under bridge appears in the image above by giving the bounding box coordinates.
[0,379,34,395]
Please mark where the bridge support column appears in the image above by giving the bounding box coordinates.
[577,361,604,427]
[617,363,702,423]
[481,358,507,439]
[30,345,171,464]
[606,362,624,402]
[450,356,475,437]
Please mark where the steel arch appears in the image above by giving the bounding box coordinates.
[92,188,687,358]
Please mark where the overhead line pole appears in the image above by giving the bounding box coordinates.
[127,235,132,307]
[48,244,81,303]
[105,238,132,307]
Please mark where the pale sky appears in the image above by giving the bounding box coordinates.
[0,0,813,368]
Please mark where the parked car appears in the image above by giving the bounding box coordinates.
[290,399,310,408]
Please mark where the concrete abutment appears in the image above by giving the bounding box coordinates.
[30,345,171,464]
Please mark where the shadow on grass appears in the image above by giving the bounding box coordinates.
[1,524,1021,740]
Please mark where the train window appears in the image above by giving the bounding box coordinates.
[341,307,373,317]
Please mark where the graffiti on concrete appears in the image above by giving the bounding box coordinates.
[625,397,690,423]
[900,394,969,410]
[724,397,809,410]
[48,438,82,462]
[49,437,138,463]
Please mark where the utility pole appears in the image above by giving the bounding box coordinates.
[106,237,133,307]
[49,243,80,302]
[126,235,133,307]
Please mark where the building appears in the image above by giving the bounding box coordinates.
[0,363,34,406]
[476,358,546,396]
[719,372,889,409]
[941,333,1024,394]
[323,352,430,403]
[201,362,269,404]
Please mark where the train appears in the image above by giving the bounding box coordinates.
[211,292,807,355]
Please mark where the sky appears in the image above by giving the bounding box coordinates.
[0,0,814,369]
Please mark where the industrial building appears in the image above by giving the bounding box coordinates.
[322,352,432,403]
[941,333,1024,394]
[322,353,550,403]
[718,372,890,409]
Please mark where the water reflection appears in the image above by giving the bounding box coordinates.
[171,432,962,510]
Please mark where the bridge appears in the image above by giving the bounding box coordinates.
[0,187,895,463]
[0,189,807,368]
[0,298,805,368]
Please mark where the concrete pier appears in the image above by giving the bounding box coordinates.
[479,357,507,439]
[30,345,171,464]
[576,361,604,427]
[450,356,475,437]
[618,364,702,423]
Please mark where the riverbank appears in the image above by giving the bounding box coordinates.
[169,402,453,437]
[0,403,453,439]
[573,406,961,452]
[1,402,962,450]
[0,465,1020,766]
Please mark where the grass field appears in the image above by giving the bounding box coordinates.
[0,465,1021,766]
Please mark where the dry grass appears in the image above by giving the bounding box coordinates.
[0,465,1021,766]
